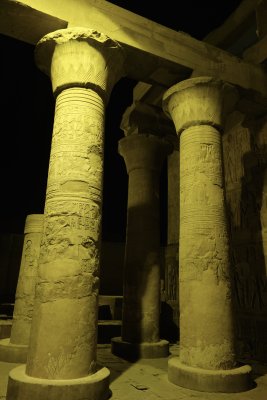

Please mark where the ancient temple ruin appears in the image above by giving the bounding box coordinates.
[0,0,267,399]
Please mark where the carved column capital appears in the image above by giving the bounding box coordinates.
[118,134,172,173]
[121,101,176,139]
[163,76,239,134]
[35,27,125,102]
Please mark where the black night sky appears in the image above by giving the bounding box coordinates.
[0,0,242,242]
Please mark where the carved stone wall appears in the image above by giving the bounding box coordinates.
[0,234,23,303]
[164,148,180,342]
[223,111,267,362]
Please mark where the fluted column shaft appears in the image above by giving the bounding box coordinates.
[163,77,252,393]
[119,135,171,344]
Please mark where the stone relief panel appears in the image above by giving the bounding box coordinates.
[223,111,267,361]
[37,88,104,302]
[223,112,251,189]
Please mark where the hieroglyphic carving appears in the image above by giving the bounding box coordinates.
[165,246,178,302]
[52,107,103,145]
[10,215,43,345]
[224,113,267,362]
[46,92,104,202]
[223,114,251,188]
[39,202,101,270]
[179,127,231,284]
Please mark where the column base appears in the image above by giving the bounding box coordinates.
[0,338,28,363]
[111,337,169,361]
[168,357,253,393]
[6,364,110,400]
[0,319,12,339]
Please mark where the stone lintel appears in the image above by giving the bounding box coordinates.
[0,0,67,45]
[1,0,267,98]
[120,101,176,143]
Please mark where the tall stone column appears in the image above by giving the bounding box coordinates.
[163,77,252,392]
[111,102,172,360]
[0,214,43,362]
[7,28,124,400]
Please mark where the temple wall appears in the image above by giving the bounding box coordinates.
[223,111,267,362]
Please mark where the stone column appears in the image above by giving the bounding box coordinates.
[163,77,252,393]
[7,28,124,400]
[0,214,43,362]
[111,111,172,359]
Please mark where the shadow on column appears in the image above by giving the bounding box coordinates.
[225,117,267,382]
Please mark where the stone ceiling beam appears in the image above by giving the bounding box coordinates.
[204,0,260,49]
[1,0,267,97]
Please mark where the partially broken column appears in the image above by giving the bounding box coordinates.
[163,77,252,392]
[112,102,172,360]
[7,27,125,400]
[0,214,43,362]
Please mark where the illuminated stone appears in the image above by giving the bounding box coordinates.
[163,76,252,392]
[6,27,125,400]
[0,214,43,363]
[111,132,172,360]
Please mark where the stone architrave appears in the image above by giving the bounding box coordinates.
[162,76,252,393]
[6,27,125,400]
[0,214,43,363]
[111,110,172,360]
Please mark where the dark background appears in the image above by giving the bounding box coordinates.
[0,0,242,242]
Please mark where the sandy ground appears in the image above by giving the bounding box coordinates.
[0,344,267,400]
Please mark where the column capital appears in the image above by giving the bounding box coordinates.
[121,101,176,139]
[163,76,239,134]
[35,27,125,102]
[118,134,172,173]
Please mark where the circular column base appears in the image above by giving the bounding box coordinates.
[0,338,28,363]
[111,337,169,361]
[6,364,110,400]
[0,320,12,339]
[168,357,253,393]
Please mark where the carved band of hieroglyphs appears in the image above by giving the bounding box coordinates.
[179,125,230,283]
[223,125,250,187]
[44,199,101,235]
[40,199,101,267]
[46,88,104,200]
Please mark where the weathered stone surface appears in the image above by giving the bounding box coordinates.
[163,76,252,392]
[7,364,110,400]
[0,215,43,363]
[6,27,125,400]
[111,134,171,360]
[2,0,267,98]
[167,149,180,245]
[223,111,267,362]
[10,214,43,346]
[35,27,125,101]
[25,86,106,380]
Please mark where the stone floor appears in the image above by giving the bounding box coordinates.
[0,344,267,400]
